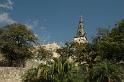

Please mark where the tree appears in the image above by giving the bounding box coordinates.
[92,19,124,62]
[57,42,97,68]
[22,64,51,82]
[34,46,53,63]
[51,58,76,82]
[57,42,98,82]
[86,60,122,82]
[22,57,76,82]
[0,23,37,67]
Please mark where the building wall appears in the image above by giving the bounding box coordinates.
[0,59,40,82]
[0,67,25,82]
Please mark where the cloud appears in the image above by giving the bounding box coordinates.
[25,19,47,31]
[0,0,15,25]
[0,13,15,25]
[0,0,14,10]
[25,19,46,30]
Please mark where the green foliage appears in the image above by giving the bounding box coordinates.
[0,23,37,67]
[92,19,124,62]
[86,60,122,82]
[51,58,76,82]
[22,64,51,82]
[35,46,53,62]
[22,68,38,82]
[22,58,76,82]
[57,42,96,65]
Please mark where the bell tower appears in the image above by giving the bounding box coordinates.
[74,16,88,43]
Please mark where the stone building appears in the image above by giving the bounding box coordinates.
[41,42,60,58]
[34,42,60,58]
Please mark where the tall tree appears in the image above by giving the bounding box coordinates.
[92,19,124,62]
[0,23,37,67]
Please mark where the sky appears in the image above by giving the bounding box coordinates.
[0,0,124,44]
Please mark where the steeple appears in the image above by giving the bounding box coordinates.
[76,16,85,37]
[74,16,88,43]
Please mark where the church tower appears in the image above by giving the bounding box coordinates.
[74,16,88,43]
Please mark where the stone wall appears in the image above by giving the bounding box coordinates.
[0,59,39,82]
[0,67,25,82]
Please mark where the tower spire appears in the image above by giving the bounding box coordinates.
[76,16,85,37]
[74,16,88,43]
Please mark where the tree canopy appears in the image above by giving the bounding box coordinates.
[0,23,37,67]
[92,19,124,62]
